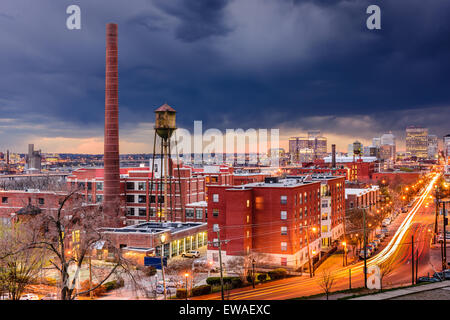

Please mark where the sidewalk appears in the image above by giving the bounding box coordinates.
[350,280,450,300]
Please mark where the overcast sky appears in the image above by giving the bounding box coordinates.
[0,0,449,154]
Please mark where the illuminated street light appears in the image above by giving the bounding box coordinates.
[184,273,189,300]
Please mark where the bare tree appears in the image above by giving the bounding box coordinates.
[317,268,335,300]
[378,259,394,292]
[0,222,45,300]
[16,188,143,300]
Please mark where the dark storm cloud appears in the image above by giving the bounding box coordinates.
[153,0,232,42]
[0,0,449,153]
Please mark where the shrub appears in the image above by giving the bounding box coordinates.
[268,268,288,280]
[257,273,267,282]
[103,278,125,292]
[144,266,157,277]
[176,288,187,299]
[41,277,57,286]
[231,278,243,288]
[79,280,106,297]
[191,285,212,296]
[206,276,242,287]
[206,277,221,286]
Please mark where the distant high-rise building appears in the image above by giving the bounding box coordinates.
[353,141,363,156]
[25,144,42,172]
[372,138,381,147]
[427,135,438,160]
[444,134,450,163]
[406,126,428,159]
[289,131,327,162]
[379,132,396,162]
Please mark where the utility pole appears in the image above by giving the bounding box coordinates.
[443,201,447,270]
[89,254,93,300]
[306,227,313,278]
[160,235,167,300]
[349,268,352,290]
[216,227,225,301]
[434,186,440,243]
[363,207,367,288]
[415,249,419,284]
[411,235,415,285]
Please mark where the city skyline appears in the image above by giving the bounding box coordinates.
[0,1,450,153]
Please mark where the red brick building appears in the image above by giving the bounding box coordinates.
[207,177,324,269]
[0,190,67,224]
[371,172,421,185]
[67,162,208,224]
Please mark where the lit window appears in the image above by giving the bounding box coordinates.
[281,195,287,204]
[281,226,287,235]
[213,194,219,202]
[246,200,250,208]
[281,242,287,251]
[213,209,219,217]
[281,211,287,220]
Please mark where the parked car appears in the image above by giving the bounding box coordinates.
[376,233,385,240]
[20,293,39,300]
[382,219,391,227]
[155,283,177,295]
[359,248,372,259]
[437,232,450,243]
[433,270,450,280]
[418,276,441,283]
[181,250,200,258]
[373,239,381,247]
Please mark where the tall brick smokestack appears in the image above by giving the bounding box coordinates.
[331,144,336,168]
[104,23,120,215]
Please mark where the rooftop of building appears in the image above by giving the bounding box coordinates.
[223,177,321,190]
[102,221,206,235]
[323,156,377,163]
[345,185,379,197]
[186,200,207,207]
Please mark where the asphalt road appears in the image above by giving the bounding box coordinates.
[197,174,442,300]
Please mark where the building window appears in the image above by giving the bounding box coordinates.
[87,194,92,203]
[126,195,135,203]
[2,197,8,204]
[299,208,303,219]
[127,208,135,216]
[87,182,92,191]
[281,211,287,220]
[281,226,287,235]
[247,230,250,238]
[38,198,45,205]
[299,193,302,204]
[150,208,156,217]
[213,194,219,202]
[304,192,307,203]
[96,195,103,203]
[281,242,287,251]
[321,201,328,208]
[246,200,250,208]
[213,209,219,217]
[247,215,249,223]
[211,176,218,183]
[280,195,287,204]
[126,182,135,190]
[96,182,103,191]
[138,195,146,203]
[281,257,287,266]
[185,208,194,218]
[138,208,146,216]
[138,182,146,191]
[195,209,203,219]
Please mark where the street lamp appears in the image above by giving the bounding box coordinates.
[252,259,256,289]
[160,234,167,300]
[184,273,189,300]
[342,241,347,266]
[306,226,317,278]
